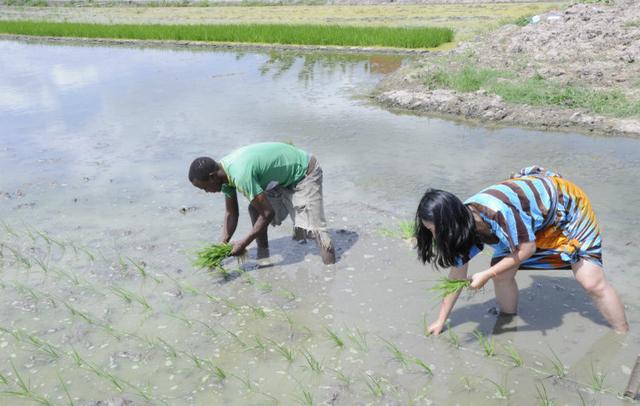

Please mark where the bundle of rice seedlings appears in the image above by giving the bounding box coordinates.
[193,243,233,269]
[429,277,472,298]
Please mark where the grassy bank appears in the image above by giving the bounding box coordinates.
[0,20,453,48]
[425,66,640,118]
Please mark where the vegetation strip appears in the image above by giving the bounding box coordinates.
[0,20,453,49]
[425,64,640,118]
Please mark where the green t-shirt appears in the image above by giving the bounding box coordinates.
[219,142,309,201]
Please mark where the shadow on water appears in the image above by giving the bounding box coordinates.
[219,228,359,282]
[449,275,609,337]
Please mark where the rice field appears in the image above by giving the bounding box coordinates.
[1,41,638,405]
[0,20,454,48]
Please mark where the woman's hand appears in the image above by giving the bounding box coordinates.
[470,270,493,290]
[427,320,446,336]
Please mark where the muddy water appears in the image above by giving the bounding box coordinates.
[1,39,639,405]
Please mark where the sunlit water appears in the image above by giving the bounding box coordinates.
[1,40,639,405]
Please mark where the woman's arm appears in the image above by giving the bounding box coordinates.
[470,241,536,289]
[428,263,469,336]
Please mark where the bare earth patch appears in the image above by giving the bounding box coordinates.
[375,0,640,137]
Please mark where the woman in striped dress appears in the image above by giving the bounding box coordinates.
[416,166,628,335]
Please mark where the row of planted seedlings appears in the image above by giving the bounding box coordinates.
[0,226,428,403]
[1,222,623,404]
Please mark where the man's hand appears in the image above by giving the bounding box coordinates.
[230,241,246,257]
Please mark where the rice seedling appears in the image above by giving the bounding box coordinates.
[267,339,295,363]
[257,281,273,293]
[412,357,433,375]
[231,373,254,392]
[278,288,296,302]
[446,321,460,348]
[589,361,607,392]
[300,349,323,374]
[83,360,126,392]
[1,221,19,238]
[536,382,554,406]
[51,267,80,286]
[325,327,344,349]
[213,366,227,381]
[126,257,161,283]
[220,297,241,313]
[69,348,85,367]
[546,346,567,378]
[294,388,314,406]
[379,337,409,367]
[63,301,96,325]
[473,330,495,357]
[30,255,49,273]
[35,230,66,250]
[430,278,472,299]
[0,372,7,385]
[0,21,455,49]
[224,328,247,348]
[3,361,54,406]
[193,243,233,269]
[22,332,60,360]
[110,286,152,311]
[333,369,352,387]
[57,373,75,406]
[364,374,384,398]
[503,342,524,367]
[247,304,267,319]
[252,334,267,353]
[166,311,194,328]
[347,327,368,353]
[7,246,31,269]
[156,337,178,358]
[399,220,416,240]
[485,375,509,399]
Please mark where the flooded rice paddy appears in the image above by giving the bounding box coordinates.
[1,40,640,405]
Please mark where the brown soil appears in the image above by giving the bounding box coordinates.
[375,0,640,137]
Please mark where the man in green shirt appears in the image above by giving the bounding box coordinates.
[188,142,336,265]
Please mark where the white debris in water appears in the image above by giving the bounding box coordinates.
[622,365,632,375]
[387,288,393,292]
[324,277,333,282]
[396,368,404,375]
[346,267,355,271]
[364,254,375,259]
[132,365,139,369]
[158,325,167,329]
[324,315,333,320]
[312,308,319,314]
[0,342,7,348]
[170,385,178,391]
[169,375,174,380]
[165,360,173,366]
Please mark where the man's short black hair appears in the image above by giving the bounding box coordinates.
[189,157,218,182]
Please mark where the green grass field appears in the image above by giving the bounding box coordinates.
[0,20,454,48]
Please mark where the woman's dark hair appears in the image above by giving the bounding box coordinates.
[414,189,476,268]
[188,157,218,182]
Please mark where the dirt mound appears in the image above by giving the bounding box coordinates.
[376,0,640,137]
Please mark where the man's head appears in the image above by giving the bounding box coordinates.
[189,157,224,193]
